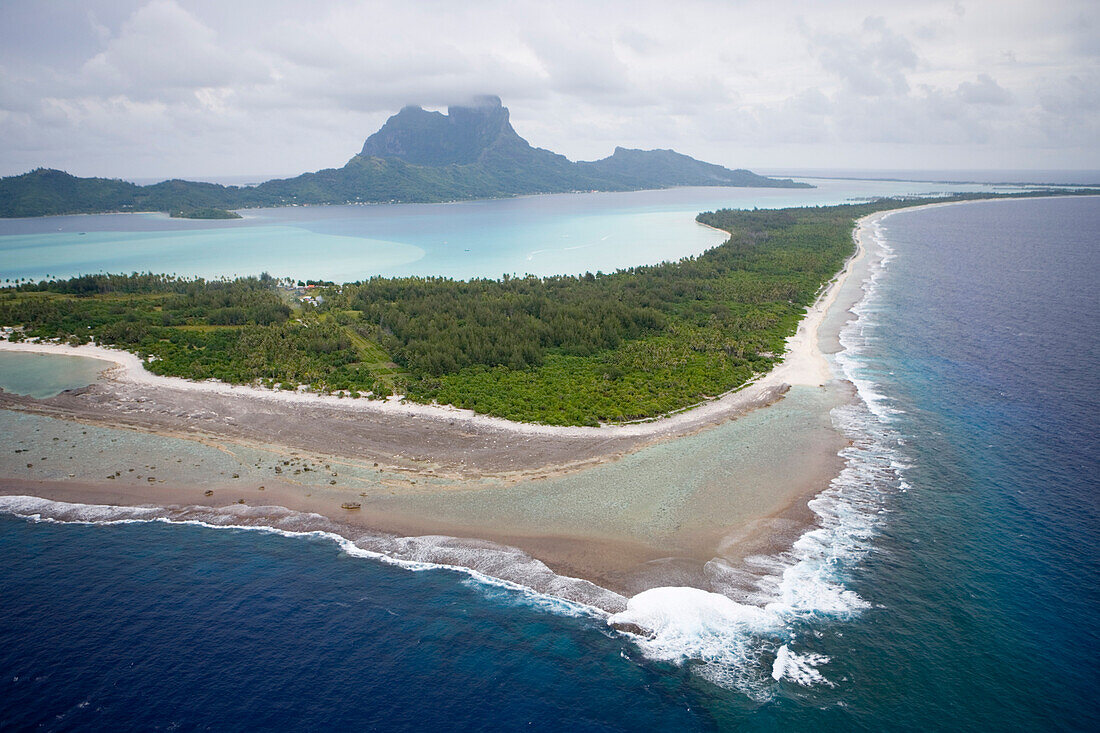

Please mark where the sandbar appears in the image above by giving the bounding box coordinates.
[0,208,890,606]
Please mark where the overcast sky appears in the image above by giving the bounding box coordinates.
[1,0,1097,180]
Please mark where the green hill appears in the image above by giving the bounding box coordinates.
[0,96,810,218]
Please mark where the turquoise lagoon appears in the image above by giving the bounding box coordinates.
[0,351,111,399]
[0,178,1017,283]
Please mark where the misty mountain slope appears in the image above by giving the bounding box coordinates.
[0,96,809,217]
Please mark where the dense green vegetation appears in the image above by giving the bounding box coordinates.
[0,274,392,394]
[0,99,805,218]
[170,207,242,219]
[3,192,1091,424]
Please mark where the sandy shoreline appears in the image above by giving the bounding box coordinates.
[0,205,863,485]
[0,206,894,604]
[0,209,844,442]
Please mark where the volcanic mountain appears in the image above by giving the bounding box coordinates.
[0,96,808,217]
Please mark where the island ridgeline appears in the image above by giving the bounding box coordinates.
[0,96,808,218]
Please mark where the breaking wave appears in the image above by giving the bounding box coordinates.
[0,216,910,699]
[0,495,624,618]
[607,217,908,697]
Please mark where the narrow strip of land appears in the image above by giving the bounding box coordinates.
[1,196,1084,604]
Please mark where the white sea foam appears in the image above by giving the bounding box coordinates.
[606,213,908,696]
[0,495,622,619]
[772,645,832,686]
[0,212,911,698]
[609,586,779,692]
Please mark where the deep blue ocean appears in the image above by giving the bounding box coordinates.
[1,196,1097,730]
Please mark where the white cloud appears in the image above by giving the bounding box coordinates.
[0,0,1096,178]
[80,0,267,97]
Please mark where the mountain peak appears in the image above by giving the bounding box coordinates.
[360,95,517,166]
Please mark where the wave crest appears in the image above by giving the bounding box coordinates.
[0,495,625,616]
[604,217,906,696]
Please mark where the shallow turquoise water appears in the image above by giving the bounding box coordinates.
[0,351,110,398]
[0,179,1013,282]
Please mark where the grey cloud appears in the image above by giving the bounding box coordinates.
[0,0,1097,177]
[811,16,918,97]
[1039,74,1100,114]
[617,29,662,56]
[956,75,1012,105]
[523,29,632,97]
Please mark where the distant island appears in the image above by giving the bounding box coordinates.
[169,207,241,220]
[0,95,809,218]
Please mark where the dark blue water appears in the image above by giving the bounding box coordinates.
[0,519,720,731]
[820,197,1100,729]
[1,196,1097,730]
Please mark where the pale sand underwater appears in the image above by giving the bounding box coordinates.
[0,207,910,607]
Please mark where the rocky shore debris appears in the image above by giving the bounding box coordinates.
[608,620,656,639]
